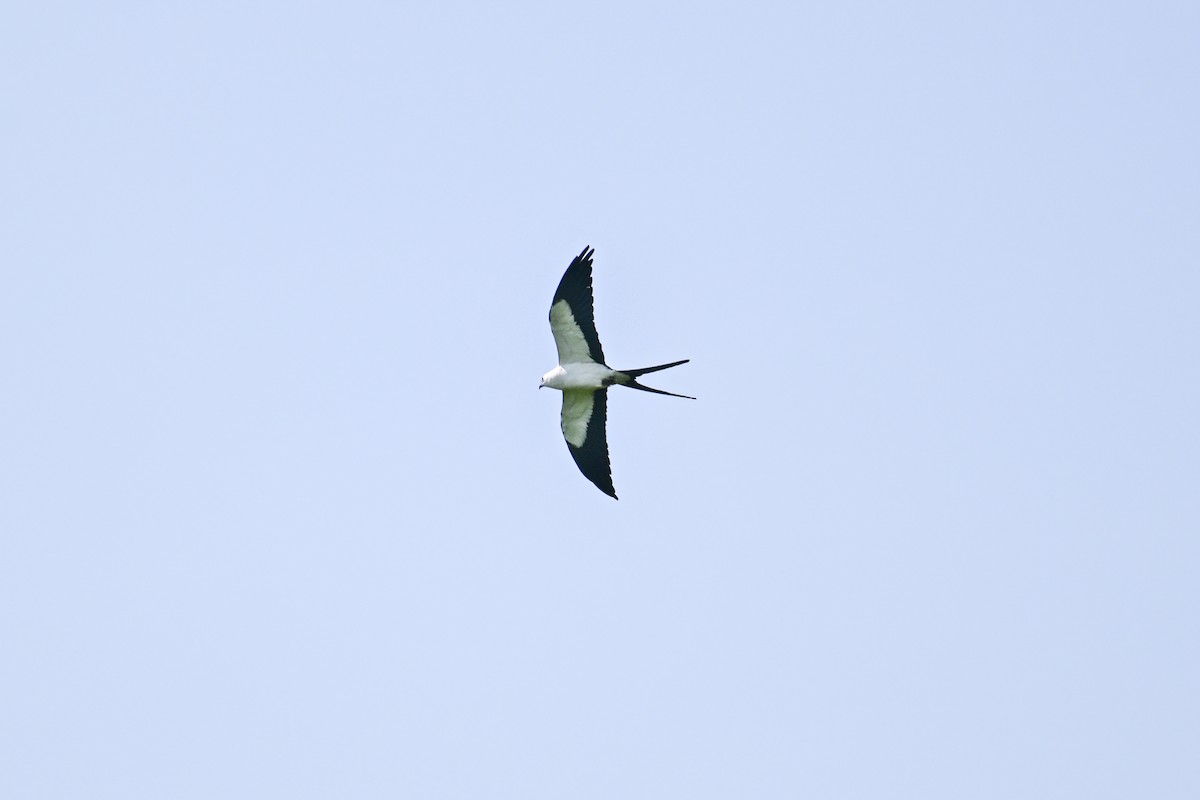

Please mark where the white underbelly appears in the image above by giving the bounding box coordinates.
[555,362,617,390]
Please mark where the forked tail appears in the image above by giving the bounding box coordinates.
[615,359,695,399]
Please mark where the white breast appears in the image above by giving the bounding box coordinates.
[543,362,617,390]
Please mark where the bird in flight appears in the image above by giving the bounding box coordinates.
[540,246,693,499]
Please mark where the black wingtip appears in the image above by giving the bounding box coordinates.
[573,459,618,499]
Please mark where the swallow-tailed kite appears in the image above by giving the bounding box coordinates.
[540,246,693,499]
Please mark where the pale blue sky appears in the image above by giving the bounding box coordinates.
[2,1,1198,797]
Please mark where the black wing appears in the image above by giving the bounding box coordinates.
[549,246,606,365]
[561,388,617,499]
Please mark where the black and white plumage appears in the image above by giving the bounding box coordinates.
[540,246,693,499]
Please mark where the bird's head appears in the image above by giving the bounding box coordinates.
[540,366,565,390]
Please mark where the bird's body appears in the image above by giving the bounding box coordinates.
[541,246,693,499]
[540,362,619,391]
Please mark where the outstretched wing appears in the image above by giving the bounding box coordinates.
[549,246,606,365]
[561,388,616,499]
